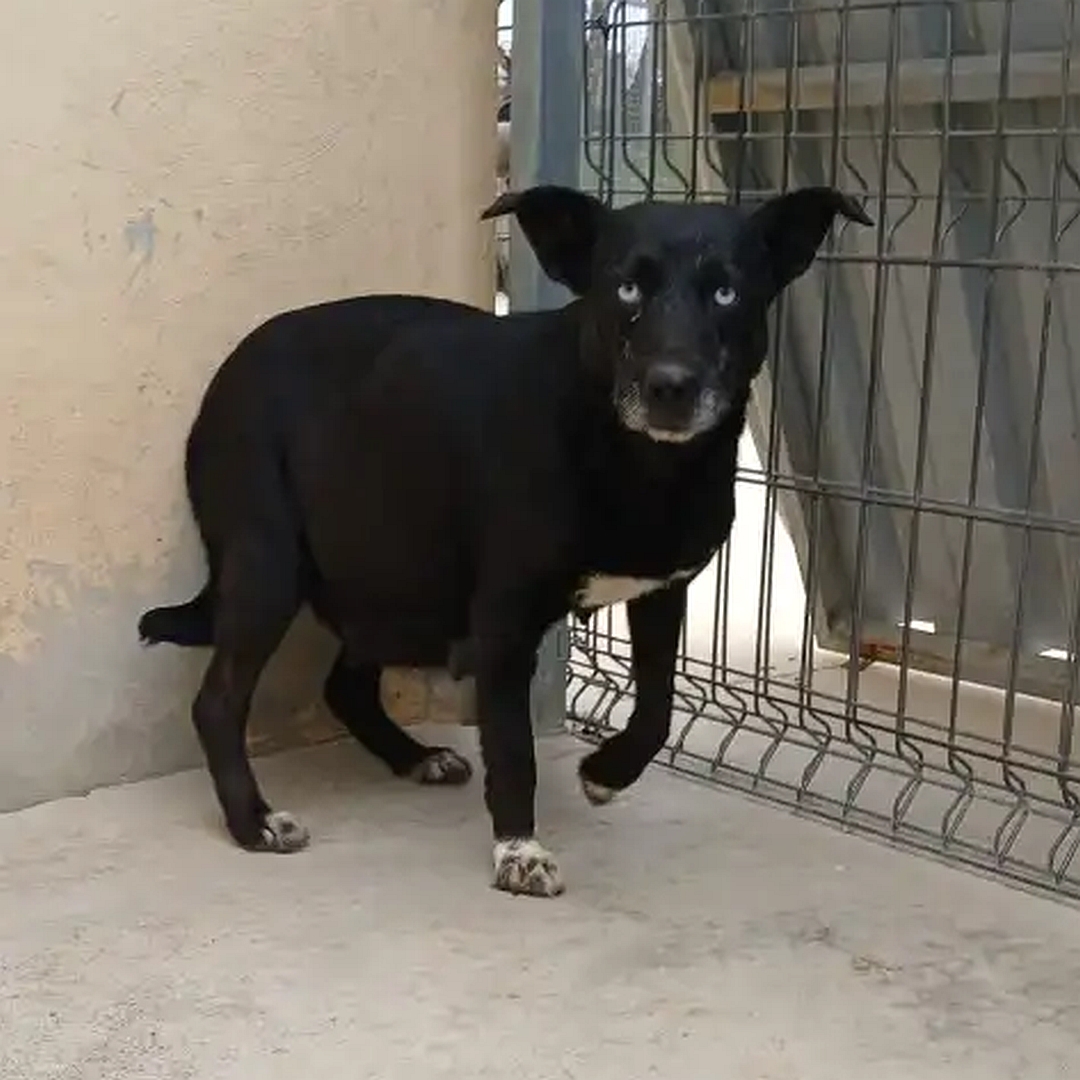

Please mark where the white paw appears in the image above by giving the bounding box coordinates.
[259,810,310,853]
[411,748,473,785]
[580,774,617,806]
[492,838,564,897]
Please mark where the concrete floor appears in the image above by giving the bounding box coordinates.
[2,730,1079,1079]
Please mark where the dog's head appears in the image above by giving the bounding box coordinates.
[482,186,871,444]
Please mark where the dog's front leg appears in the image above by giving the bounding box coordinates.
[578,582,687,805]
[472,602,564,898]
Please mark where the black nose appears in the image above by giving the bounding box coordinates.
[643,364,699,410]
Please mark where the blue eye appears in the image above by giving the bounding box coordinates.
[617,281,642,306]
[713,284,738,307]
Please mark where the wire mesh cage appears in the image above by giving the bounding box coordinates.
[568,0,1080,902]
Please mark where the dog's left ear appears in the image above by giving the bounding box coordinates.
[746,187,873,298]
[481,185,609,296]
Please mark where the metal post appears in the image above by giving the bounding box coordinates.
[508,0,585,734]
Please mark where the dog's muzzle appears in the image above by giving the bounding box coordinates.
[641,363,701,432]
[615,363,724,444]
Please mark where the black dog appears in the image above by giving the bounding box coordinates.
[140,185,870,896]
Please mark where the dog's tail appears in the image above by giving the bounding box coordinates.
[138,582,215,647]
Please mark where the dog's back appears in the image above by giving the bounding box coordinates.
[139,294,486,647]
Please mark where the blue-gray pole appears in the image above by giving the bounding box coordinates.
[508,0,586,734]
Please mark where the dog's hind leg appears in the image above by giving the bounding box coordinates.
[192,532,308,853]
[323,653,472,785]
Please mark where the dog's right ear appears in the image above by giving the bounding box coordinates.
[481,186,608,296]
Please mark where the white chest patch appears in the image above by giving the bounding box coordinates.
[574,566,699,611]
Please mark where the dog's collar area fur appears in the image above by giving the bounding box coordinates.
[573,567,700,612]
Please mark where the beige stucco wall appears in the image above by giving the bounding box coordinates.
[0,0,495,812]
